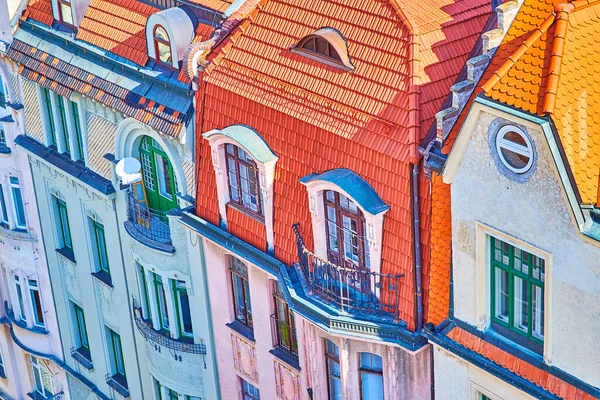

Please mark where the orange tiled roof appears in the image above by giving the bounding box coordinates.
[23,0,54,26]
[188,0,233,13]
[442,0,600,205]
[448,327,598,399]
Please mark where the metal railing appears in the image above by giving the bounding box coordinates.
[292,223,404,318]
[105,374,129,398]
[127,191,171,244]
[270,313,298,359]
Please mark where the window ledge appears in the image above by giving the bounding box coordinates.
[27,392,49,400]
[0,145,11,155]
[91,270,113,288]
[270,348,301,370]
[489,321,544,356]
[71,347,93,370]
[56,247,76,263]
[226,320,255,342]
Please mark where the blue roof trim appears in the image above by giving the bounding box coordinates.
[300,169,390,215]
[202,125,278,165]
[0,114,15,123]
[15,135,116,196]
[179,211,426,350]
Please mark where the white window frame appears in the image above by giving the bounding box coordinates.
[13,274,27,322]
[495,125,534,174]
[28,279,45,328]
[9,176,26,230]
[30,356,54,398]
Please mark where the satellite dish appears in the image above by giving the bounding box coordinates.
[116,157,142,185]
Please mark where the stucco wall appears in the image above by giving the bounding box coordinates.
[450,107,600,387]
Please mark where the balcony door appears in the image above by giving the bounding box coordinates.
[139,136,178,213]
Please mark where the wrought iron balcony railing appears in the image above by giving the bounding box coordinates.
[292,223,404,319]
[126,191,171,244]
[270,313,298,360]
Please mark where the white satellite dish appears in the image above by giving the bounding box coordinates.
[115,157,142,185]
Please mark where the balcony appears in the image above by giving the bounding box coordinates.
[125,191,174,252]
[292,224,404,320]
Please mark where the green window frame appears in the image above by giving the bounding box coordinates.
[139,136,178,213]
[155,380,163,400]
[90,217,109,274]
[9,176,26,229]
[490,237,545,344]
[154,274,169,331]
[0,127,5,146]
[173,280,193,338]
[0,75,5,108]
[139,265,151,320]
[71,102,85,162]
[42,87,56,145]
[107,328,126,379]
[57,96,70,154]
[73,302,89,351]
[55,196,72,251]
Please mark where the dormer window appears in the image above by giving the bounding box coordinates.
[153,26,172,67]
[57,0,74,26]
[226,144,263,218]
[291,28,355,70]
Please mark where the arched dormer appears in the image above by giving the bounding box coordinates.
[291,27,354,70]
[146,8,195,69]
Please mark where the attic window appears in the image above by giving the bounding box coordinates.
[154,26,172,67]
[57,0,74,26]
[291,28,354,71]
[495,126,534,174]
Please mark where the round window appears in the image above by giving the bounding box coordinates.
[495,126,534,174]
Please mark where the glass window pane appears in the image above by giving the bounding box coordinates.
[0,185,8,223]
[514,276,529,333]
[494,268,509,322]
[327,358,342,400]
[60,2,73,25]
[361,372,383,400]
[178,287,193,335]
[532,284,544,340]
[11,184,26,228]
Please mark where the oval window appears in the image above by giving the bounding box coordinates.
[495,126,534,174]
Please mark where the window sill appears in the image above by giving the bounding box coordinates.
[226,320,255,342]
[71,347,93,370]
[489,321,543,356]
[27,392,50,400]
[0,145,11,155]
[91,270,113,288]
[270,348,301,370]
[56,247,76,263]
[226,203,265,225]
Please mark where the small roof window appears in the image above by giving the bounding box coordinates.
[291,27,354,70]
[495,125,534,174]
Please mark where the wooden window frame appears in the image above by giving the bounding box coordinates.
[490,236,545,344]
[153,25,173,68]
[57,0,74,27]
[295,35,343,65]
[225,144,264,220]
[230,256,253,329]
[272,282,297,356]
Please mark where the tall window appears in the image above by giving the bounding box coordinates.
[72,302,90,356]
[325,339,342,400]
[0,348,5,378]
[57,96,70,154]
[491,237,545,343]
[138,265,151,319]
[71,102,85,161]
[30,356,54,398]
[0,184,8,225]
[272,282,297,357]
[57,0,74,25]
[107,328,126,385]
[89,217,109,275]
[139,136,178,213]
[241,378,260,400]
[55,196,72,252]
[359,353,383,400]
[226,144,263,218]
[9,177,26,229]
[153,26,172,67]
[174,280,193,338]
[230,256,252,328]
[0,75,5,108]
[28,279,45,328]
[14,275,26,322]
[41,87,56,145]
[324,190,368,270]
[0,127,5,146]
[154,274,169,331]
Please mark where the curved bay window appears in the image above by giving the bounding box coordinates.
[226,144,263,218]
[138,136,178,213]
[297,35,342,62]
[324,190,369,271]
[153,26,173,67]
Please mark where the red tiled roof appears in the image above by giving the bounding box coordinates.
[188,0,233,13]
[448,327,598,400]
[23,0,54,26]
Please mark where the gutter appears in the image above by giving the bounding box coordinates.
[412,163,424,331]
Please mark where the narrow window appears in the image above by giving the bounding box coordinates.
[28,279,45,328]
[0,184,8,225]
[55,196,72,252]
[0,128,5,146]
[490,237,545,343]
[0,75,5,108]
[9,177,26,229]
[57,0,74,25]
[14,275,26,322]
[167,388,179,400]
[155,153,174,199]
[154,274,169,331]
[153,26,172,67]
[107,328,126,385]
[155,379,163,400]
[72,302,90,356]
[30,356,54,397]
[174,280,193,338]
[57,96,70,154]
[225,144,263,218]
[230,256,252,328]
[71,102,85,162]
[41,88,56,145]
[240,378,260,400]
[138,265,151,320]
[272,281,297,357]
[89,217,109,275]
[325,339,342,400]
[0,348,5,378]
[359,353,383,400]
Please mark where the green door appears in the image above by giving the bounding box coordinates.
[139,136,178,213]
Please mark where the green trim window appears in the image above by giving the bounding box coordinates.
[0,75,6,108]
[42,87,56,146]
[89,217,109,274]
[138,265,151,320]
[0,184,8,224]
[57,96,70,154]
[173,280,193,337]
[55,196,72,251]
[9,177,26,229]
[155,380,163,400]
[72,302,89,352]
[490,237,545,343]
[14,275,26,322]
[139,136,178,213]
[30,356,54,397]
[154,274,169,331]
[28,279,45,328]
[72,102,85,161]
[107,328,126,381]
[0,127,5,146]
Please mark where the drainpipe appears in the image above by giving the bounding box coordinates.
[412,163,423,331]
